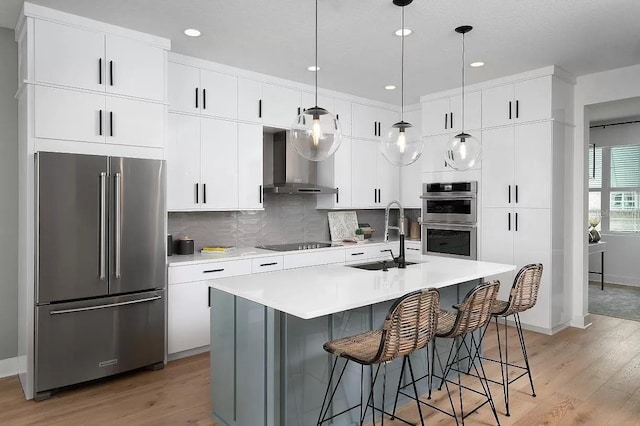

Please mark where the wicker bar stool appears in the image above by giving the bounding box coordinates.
[399,281,501,425]
[473,263,543,417]
[317,288,440,426]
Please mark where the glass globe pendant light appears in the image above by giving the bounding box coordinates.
[380,0,423,167]
[290,0,342,162]
[445,25,481,171]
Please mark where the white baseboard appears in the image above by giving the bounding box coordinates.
[0,357,18,379]
[167,345,209,362]
[504,319,569,335]
[570,314,592,329]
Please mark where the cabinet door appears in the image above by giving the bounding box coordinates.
[480,207,515,299]
[400,159,422,208]
[106,96,165,148]
[351,139,378,208]
[421,98,450,136]
[377,108,400,139]
[514,122,552,208]
[34,85,105,144]
[105,35,165,102]
[200,69,238,120]
[377,146,400,206]
[450,91,482,132]
[168,62,200,114]
[352,103,378,140]
[200,118,238,209]
[481,127,514,208]
[515,76,552,123]
[238,123,264,209]
[513,208,551,329]
[168,281,210,354]
[262,83,301,129]
[422,134,451,173]
[34,20,104,92]
[482,84,514,128]
[334,98,352,136]
[167,113,200,210]
[238,78,262,123]
[317,137,352,209]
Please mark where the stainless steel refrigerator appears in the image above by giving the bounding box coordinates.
[35,152,166,400]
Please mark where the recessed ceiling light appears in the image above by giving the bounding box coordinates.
[307,66,320,72]
[394,28,412,37]
[385,85,397,90]
[184,28,201,37]
[470,61,485,68]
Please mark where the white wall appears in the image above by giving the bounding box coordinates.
[0,27,18,363]
[571,63,640,328]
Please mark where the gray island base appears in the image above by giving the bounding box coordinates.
[208,256,515,425]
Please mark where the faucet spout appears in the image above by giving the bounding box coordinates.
[384,200,406,269]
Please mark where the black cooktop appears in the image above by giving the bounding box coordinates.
[258,242,333,251]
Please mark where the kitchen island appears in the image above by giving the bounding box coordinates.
[208,255,515,426]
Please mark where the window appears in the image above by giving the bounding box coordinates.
[589,143,640,233]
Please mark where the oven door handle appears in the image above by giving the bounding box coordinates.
[420,194,477,200]
[420,222,477,231]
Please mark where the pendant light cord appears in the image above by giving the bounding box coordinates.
[314,0,318,107]
[400,5,405,122]
[461,30,465,132]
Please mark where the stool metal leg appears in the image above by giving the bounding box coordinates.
[317,357,350,425]
[494,316,508,416]
[406,356,426,426]
[515,312,536,398]
[391,356,407,418]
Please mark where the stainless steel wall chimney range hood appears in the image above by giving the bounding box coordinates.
[262,131,337,195]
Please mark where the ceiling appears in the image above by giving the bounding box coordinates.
[2,0,640,106]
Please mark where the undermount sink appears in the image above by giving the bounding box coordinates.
[348,261,418,271]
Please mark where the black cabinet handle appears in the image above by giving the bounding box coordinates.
[336,114,340,121]
[195,183,199,204]
[203,89,207,110]
[195,88,199,109]
[297,107,301,115]
[336,187,339,204]
[98,58,102,84]
[444,113,448,129]
[99,110,103,135]
[259,262,278,267]
[508,212,511,231]
[203,183,207,204]
[377,189,381,203]
[450,112,453,129]
[407,247,420,251]
[374,121,377,136]
[109,60,113,86]
[515,212,519,231]
[378,122,381,136]
[258,99,262,118]
[109,111,113,136]
[509,101,512,119]
[508,185,511,203]
[351,252,365,256]
[515,185,519,203]
[208,288,211,308]
[516,100,519,118]
[259,184,262,204]
[203,268,225,273]
[374,188,377,203]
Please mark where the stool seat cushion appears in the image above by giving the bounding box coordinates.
[323,330,383,364]
[491,299,510,316]
[436,309,457,336]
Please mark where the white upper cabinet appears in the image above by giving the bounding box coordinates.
[238,123,264,210]
[421,91,481,136]
[168,62,200,114]
[34,20,165,102]
[168,62,237,119]
[316,137,352,209]
[481,126,515,207]
[34,20,104,93]
[482,76,552,128]
[104,34,165,102]
[105,96,165,148]
[352,103,399,140]
[376,150,400,206]
[200,118,239,209]
[351,139,378,208]
[237,78,263,123]
[167,113,200,210]
[334,98,352,136]
[200,69,238,120]
[262,84,301,129]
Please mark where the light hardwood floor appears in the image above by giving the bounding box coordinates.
[2,314,640,425]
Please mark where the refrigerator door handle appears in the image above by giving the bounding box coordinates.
[115,172,122,279]
[99,172,107,280]
[49,295,162,315]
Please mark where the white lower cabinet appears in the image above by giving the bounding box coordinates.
[168,280,211,354]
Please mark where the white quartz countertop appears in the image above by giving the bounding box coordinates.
[208,256,515,320]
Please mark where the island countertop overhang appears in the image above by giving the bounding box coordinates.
[208,256,515,320]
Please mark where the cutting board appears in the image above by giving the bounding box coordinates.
[328,211,359,241]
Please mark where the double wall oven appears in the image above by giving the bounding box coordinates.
[421,182,477,260]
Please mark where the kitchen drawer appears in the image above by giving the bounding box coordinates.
[168,259,252,284]
[283,249,345,270]
[251,256,284,274]
[367,242,401,260]
[344,246,368,261]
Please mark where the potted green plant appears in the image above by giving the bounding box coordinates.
[354,228,364,241]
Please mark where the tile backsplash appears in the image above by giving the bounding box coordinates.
[168,194,419,250]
